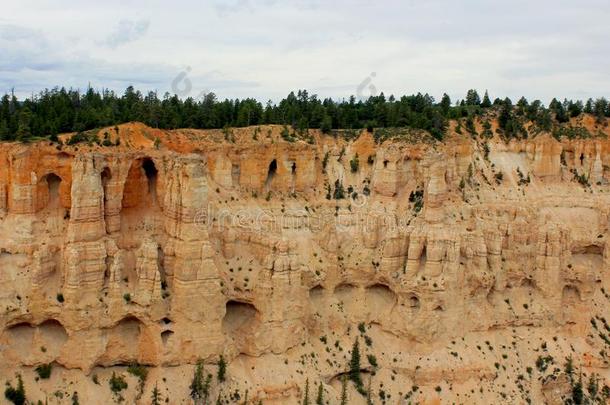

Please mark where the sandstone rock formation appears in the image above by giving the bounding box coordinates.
[0,122,609,404]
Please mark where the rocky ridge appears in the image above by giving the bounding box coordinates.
[0,120,609,404]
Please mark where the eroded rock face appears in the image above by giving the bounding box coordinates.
[0,123,609,404]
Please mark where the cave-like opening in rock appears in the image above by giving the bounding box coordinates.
[265,159,278,190]
[38,173,68,237]
[101,167,112,195]
[408,294,421,309]
[6,322,35,355]
[562,285,581,305]
[161,330,174,345]
[142,158,158,204]
[120,158,163,246]
[366,283,397,307]
[100,316,145,364]
[38,319,68,353]
[418,245,427,273]
[222,300,258,334]
[41,173,62,209]
[157,246,166,287]
[101,167,112,233]
[290,161,297,191]
[309,285,325,299]
[122,158,159,209]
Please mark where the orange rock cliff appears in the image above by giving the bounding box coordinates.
[1,120,610,404]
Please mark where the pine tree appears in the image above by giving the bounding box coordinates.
[498,98,513,130]
[515,96,529,117]
[333,180,345,200]
[316,382,324,405]
[349,339,363,388]
[151,383,162,405]
[4,373,25,405]
[0,86,602,145]
[584,98,594,114]
[190,360,204,403]
[203,373,212,403]
[302,379,310,405]
[440,93,451,114]
[296,116,309,135]
[350,154,360,173]
[568,100,583,117]
[481,90,492,108]
[572,371,584,405]
[564,355,574,382]
[549,97,562,111]
[587,373,599,402]
[555,103,568,123]
[320,115,332,134]
[593,98,608,122]
[0,119,9,141]
[16,107,32,141]
[465,89,481,106]
[536,109,552,132]
[217,355,227,382]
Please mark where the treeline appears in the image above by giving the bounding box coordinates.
[1,86,609,142]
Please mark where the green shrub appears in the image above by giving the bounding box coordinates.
[535,355,554,372]
[127,363,148,381]
[127,363,148,399]
[4,374,26,405]
[367,354,378,368]
[409,188,424,212]
[350,154,359,173]
[109,372,128,394]
[190,360,212,402]
[349,340,363,391]
[151,383,162,405]
[66,132,88,145]
[35,363,53,379]
[280,126,294,142]
[333,180,345,200]
[217,355,227,382]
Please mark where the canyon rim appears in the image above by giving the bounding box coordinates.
[0,114,609,404]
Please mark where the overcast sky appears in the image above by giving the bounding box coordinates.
[2,0,610,104]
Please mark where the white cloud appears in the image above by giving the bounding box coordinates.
[104,19,150,48]
[1,0,609,103]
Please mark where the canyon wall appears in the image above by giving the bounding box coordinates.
[0,123,609,404]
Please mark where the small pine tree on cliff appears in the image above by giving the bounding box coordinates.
[349,339,363,388]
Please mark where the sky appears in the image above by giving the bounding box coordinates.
[1,0,610,104]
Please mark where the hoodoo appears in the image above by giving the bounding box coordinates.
[0,117,610,403]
